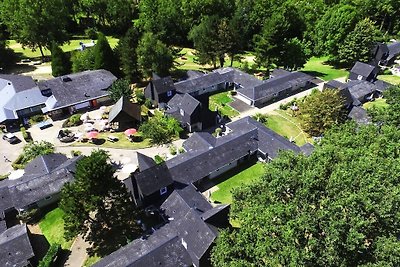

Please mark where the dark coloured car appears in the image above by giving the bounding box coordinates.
[2,133,20,144]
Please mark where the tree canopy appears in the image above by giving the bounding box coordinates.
[139,112,183,145]
[51,43,71,77]
[94,33,119,75]
[369,85,400,127]
[60,150,142,256]
[109,79,132,102]
[212,122,400,266]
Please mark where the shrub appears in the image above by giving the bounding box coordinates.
[17,208,40,223]
[85,28,98,40]
[12,154,25,170]
[230,90,237,96]
[135,89,145,104]
[154,154,166,164]
[71,150,82,157]
[0,173,9,181]
[144,98,153,109]
[383,68,392,75]
[62,114,82,128]
[213,127,222,137]
[178,147,185,154]
[38,244,61,267]
[30,114,45,123]
[252,113,268,123]
[169,145,177,155]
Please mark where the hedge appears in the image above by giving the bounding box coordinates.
[38,244,61,267]
[12,154,25,170]
[62,114,82,128]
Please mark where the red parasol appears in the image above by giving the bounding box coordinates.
[124,128,137,136]
[87,131,99,139]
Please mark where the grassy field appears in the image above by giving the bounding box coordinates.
[70,132,151,149]
[8,36,119,60]
[39,208,73,250]
[363,98,388,110]
[377,74,400,85]
[209,91,239,118]
[211,162,265,204]
[301,56,348,81]
[264,110,310,146]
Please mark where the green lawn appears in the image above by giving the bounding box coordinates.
[301,56,348,81]
[8,36,119,60]
[264,110,310,146]
[70,132,151,149]
[363,98,388,110]
[39,208,73,250]
[377,75,400,85]
[209,91,239,118]
[211,162,265,204]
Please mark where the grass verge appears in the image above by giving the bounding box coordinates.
[209,91,239,118]
[377,74,400,85]
[39,208,73,250]
[363,98,388,110]
[301,56,348,81]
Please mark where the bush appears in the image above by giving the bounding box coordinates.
[38,244,61,267]
[169,145,177,155]
[0,173,9,181]
[230,90,237,96]
[30,114,45,123]
[135,89,145,104]
[213,127,222,137]
[383,68,392,75]
[12,154,25,170]
[71,150,82,157]
[21,126,31,142]
[252,113,268,123]
[178,147,185,154]
[85,28,98,40]
[62,114,82,128]
[144,98,153,109]
[154,154,166,164]
[17,208,40,223]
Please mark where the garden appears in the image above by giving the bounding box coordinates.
[209,91,239,118]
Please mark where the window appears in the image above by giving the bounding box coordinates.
[357,75,363,80]
[160,187,167,195]
[180,108,184,116]
[167,90,172,97]
[44,196,52,200]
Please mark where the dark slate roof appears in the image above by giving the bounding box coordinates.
[134,163,174,196]
[214,68,263,90]
[161,185,213,219]
[0,75,37,92]
[348,106,371,125]
[93,227,192,267]
[345,80,377,101]
[338,87,355,107]
[325,80,345,90]
[200,204,230,223]
[374,80,393,92]
[0,224,34,267]
[239,71,313,101]
[186,70,205,79]
[174,72,225,94]
[24,153,68,177]
[7,155,81,209]
[270,68,291,78]
[108,96,141,123]
[300,143,315,156]
[0,181,13,212]
[137,152,157,172]
[152,76,175,94]
[388,41,400,56]
[167,93,200,116]
[39,69,116,111]
[349,62,377,79]
[182,132,216,152]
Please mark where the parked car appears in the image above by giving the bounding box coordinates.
[2,133,20,144]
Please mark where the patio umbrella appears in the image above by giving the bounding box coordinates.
[87,131,99,139]
[124,128,137,136]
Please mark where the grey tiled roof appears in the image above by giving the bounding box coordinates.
[137,152,157,172]
[214,67,263,90]
[108,96,141,123]
[350,62,377,79]
[39,69,116,111]
[134,163,174,196]
[344,80,376,102]
[182,132,216,152]
[0,224,34,267]
[348,106,371,125]
[167,93,200,116]
[388,41,400,57]
[325,80,345,89]
[152,76,175,94]
[174,72,225,94]
[0,75,36,93]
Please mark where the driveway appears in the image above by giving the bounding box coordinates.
[0,132,26,175]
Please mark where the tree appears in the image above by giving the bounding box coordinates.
[51,43,71,77]
[136,33,174,78]
[369,85,400,127]
[277,38,310,70]
[336,18,382,67]
[94,33,119,75]
[0,0,69,59]
[60,150,142,256]
[116,27,141,82]
[71,48,96,73]
[139,112,182,145]
[0,31,17,70]
[212,122,400,266]
[299,89,347,136]
[109,79,132,102]
[21,141,55,166]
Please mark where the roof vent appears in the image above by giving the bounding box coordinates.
[62,76,72,82]
[84,92,90,97]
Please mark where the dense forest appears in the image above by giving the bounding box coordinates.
[1,0,400,79]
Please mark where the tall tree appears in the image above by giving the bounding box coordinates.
[212,122,400,266]
[0,30,17,70]
[369,85,400,127]
[94,33,119,75]
[51,43,71,77]
[0,0,69,59]
[115,27,141,82]
[136,32,174,77]
[60,150,142,256]
[299,89,347,136]
[109,79,132,102]
[336,18,382,67]
[71,48,96,73]
[139,111,182,145]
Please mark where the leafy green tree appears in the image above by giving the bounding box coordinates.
[0,0,69,59]
[109,79,132,102]
[72,49,96,73]
[336,18,382,67]
[299,89,347,136]
[115,27,141,82]
[60,150,142,256]
[212,122,400,266]
[21,141,55,166]
[139,112,182,145]
[94,33,119,75]
[136,33,174,78]
[369,85,400,127]
[51,43,71,77]
[0,31,17,70]
[277,38,310,70]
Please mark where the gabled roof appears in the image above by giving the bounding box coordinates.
[24,153,68,177]
[39,69,116,112]
[152,76,175,94]
[388,41,400,57]
[200,204,230,223]
[214,68,263,90]
[325,80,345,90]
[373,80,393,92]
[174,72,225,94]
[0,224,34,267]
[108,96,141,123]
[167,93,200,116]
[344,80,377,101]
[182,132,216,152]
[0,75,37,93]
[134,163,174,196]
[270,68,291,78]
[136,152,157,172]
[349,62,378,79]
[348,106,371,125]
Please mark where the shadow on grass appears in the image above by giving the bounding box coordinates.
[302,70,326,78]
